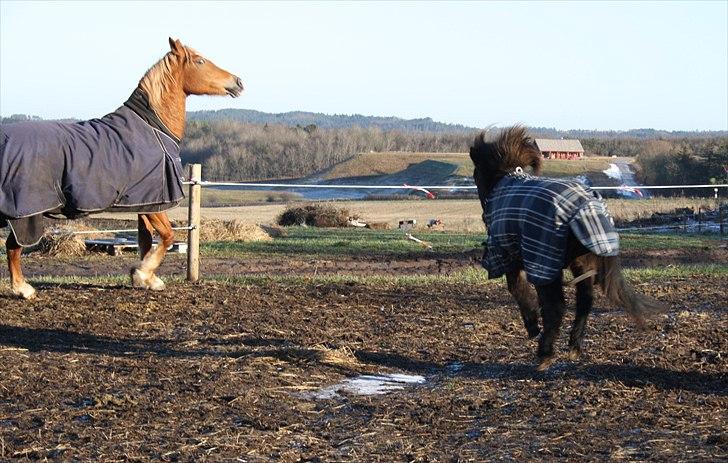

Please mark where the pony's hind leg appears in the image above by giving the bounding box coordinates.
[567,255,595,360]
[535,274,566,371]
[506,269,540,338]
[5,233,36,299]
[131,213,173,291]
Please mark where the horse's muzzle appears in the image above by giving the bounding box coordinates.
[226,76,244,97]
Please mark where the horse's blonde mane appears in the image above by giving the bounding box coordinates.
[139,46,205,109]
[138,52,180,110]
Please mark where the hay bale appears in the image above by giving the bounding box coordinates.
[34,223,105,257]
[172,219,275,242]
[277,203,354,228]
[199,219,272,242]
[277,206,310,227]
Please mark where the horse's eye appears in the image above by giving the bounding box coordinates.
[195,58,205,65]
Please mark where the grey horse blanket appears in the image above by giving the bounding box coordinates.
[0,91,184,245]
[482,173,619,285]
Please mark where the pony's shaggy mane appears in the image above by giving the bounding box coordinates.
[470,125,543,195]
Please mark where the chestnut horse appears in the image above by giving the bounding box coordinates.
[1,38,243,299]
[470,126,664,370]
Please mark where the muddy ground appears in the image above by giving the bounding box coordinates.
[8,244,728,282]
[0,259,725,461]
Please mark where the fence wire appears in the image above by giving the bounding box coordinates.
[182,181,728,192]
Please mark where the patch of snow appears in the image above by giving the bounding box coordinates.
[304,373,426,400]
[602,163,623,181]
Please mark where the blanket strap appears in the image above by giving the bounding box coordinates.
[568,269,597,286]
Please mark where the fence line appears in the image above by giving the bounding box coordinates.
[38,164,725,283]
[182,180,728,192]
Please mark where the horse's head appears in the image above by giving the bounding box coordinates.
[169,38,244,98]
[469,126,542,196]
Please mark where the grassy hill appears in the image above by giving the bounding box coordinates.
[323,152,468,179]
[323,151,618,185]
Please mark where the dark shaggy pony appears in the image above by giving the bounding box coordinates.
[470,126,663,370]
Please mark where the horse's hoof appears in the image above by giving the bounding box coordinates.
[131,268,152,289]
[527,327,541,339]
[131,268,165,291]
[536,356,557,371]
[148,275,165,291]
[13,282,36,300]
[566,348,581,361]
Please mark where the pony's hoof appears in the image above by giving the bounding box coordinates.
[536,356,557,371]
[527,326,541,339]
[567,347,582,361]
[13,282,36,300]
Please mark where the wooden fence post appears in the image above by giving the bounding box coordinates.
[187,164,202,282]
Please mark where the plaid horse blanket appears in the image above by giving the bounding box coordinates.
[0,92,185,245]
[482,173,619,284]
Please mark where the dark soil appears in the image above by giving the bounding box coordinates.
[0,265,725,461]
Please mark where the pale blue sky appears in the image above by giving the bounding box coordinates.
[1,1,726,130]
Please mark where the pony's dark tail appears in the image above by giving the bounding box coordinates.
[593,256,666,328]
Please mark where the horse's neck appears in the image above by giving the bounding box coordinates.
[153,89,186,140]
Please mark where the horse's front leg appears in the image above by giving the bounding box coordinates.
[131,212,174,291]
[5,232,36,299]
[506,269,540,339]
[535,275,566,371]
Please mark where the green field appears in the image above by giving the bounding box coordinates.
[202,227,726,258]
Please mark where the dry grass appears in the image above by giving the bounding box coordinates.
[313,344,362,368]
[179,188,301,207]
[605,198,719,222]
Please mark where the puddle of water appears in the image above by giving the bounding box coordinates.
[304,373,426,400]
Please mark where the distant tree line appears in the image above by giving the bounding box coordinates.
[187,109,727,139]
[187,109,475,133]
[634,138,728,188]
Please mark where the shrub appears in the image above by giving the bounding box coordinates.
[277,203,353,228]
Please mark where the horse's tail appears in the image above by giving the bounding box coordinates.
[593,255,666,328]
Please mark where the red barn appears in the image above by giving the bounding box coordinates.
[534,139,585,160]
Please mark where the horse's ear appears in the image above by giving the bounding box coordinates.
[470,132,486,163]
[169,37,185,55]
[528,138,543,175]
